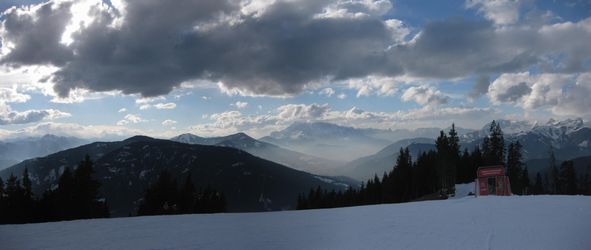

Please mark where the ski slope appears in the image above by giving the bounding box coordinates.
[1,195,590,250]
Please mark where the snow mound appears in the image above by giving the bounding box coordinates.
[452,182,475,199]
[1,196,590,250]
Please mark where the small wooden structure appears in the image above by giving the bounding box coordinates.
[475,165,512,196]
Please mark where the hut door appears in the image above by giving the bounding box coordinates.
[487,177,496,195]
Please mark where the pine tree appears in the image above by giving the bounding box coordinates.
[559,160,577,195]
[482,120,505,165]
[521,167,530,195]
[22,168,33,199]
[179,173,196,214]
[0,176,5,224]
[73,155,108,219]
[547,149,559,194]
[533,172,544,194]
[447,124,460,190]
[507,141,524,194]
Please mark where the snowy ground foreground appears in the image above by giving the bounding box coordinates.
[1,196,590,250]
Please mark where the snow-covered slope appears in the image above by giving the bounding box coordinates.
[2,196,589,250]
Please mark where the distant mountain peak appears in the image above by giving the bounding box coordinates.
[123,135,155,143]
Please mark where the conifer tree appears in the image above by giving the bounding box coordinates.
[547,149,559,194]
[533,172,544,194]
[179,173,196,214]
[483,120,505,165]
[559,160,577,195]
[507,141,524,194]
[521,167,530,195]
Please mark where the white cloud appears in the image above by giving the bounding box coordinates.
[139,102,177,110]
[135,96,166,104]
[118,108,127,113]
[277,103,331,121]
[401,86,449,106]
[488,72,591,116]
[0,122,142,140]
[0,105,71,125]
[0,86,70,124]
[0,87,30,103]
[154,102,177,110]
[319,88,335,97]
[231,101,248,109]
[162,119,177,126]
[116,114,145,126]
[466,0,522,26]
[341,76,400,98]
[189,103,497,137]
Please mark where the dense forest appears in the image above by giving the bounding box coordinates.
[137,170,226,215]
[0,156,225,224]
[0,155,109,224]
[297,121,591,210]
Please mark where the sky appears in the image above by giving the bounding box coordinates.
[0,0,590,140]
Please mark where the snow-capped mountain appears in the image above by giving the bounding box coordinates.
[462,118,591,160]
[171,132,342,175]
[462,119,535,141]
[0,136,349,216]
[0,134,87,170]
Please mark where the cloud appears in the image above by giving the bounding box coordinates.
[116,113,145,126]
[0,87,30,103]
[488,72,591,116]
[1,0,590,101]
[118,108,126,113]
[489,77,533,105]
[0,87,70,124]
[162,119,177,126]
[0,1,74,65]
[319,88,335,97]
[1,0,406,98]
[276,103,331,121]
[0,105,71,125]
[0,122,143,140]
[341,76,400,97]
[153,102,176,110]
[401,86,448,106]
[139,102,177,110]
[189,103,498,137]
[231,101,248,109]
[466,0,522,26]
[468,75,490,100]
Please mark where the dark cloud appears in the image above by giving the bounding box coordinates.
[495,81,532,103]
[468,75,490,99]
[1,0,590,98]
[1,1,73,65]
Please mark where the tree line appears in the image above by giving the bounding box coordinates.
[1,156,226,224]
[298,121,590,210]
[137,170,226,215]
[0,155,109,224]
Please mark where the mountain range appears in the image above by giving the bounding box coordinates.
[0,136,349,216]
[0,117,589,215]
[170,132,342,175]
[0,134,87,170]
[338,118,591,180]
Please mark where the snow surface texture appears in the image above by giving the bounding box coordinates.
[1,196,590,250]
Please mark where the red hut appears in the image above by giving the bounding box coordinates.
[475,165,512,196]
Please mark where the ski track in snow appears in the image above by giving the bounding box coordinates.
[1,196,590,250]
